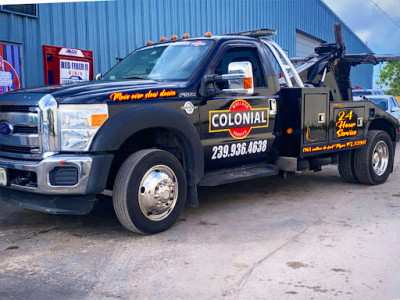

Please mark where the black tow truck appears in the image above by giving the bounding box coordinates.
[0,28,399,234]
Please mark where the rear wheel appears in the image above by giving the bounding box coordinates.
[353,130,393,185]
[338,150,358,183]
[113,149,187,234]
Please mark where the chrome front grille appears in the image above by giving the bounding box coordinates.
[0,105,41,159]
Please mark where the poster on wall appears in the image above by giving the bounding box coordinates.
[0,43,21,95]
[60,59,90,84]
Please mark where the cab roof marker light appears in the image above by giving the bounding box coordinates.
[204,32,212,37]
[146,40,153,46]
[160,37,167,42]
[182,33,190,39]
[171,35,178,40]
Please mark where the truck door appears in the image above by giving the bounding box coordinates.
[199,42,278,170]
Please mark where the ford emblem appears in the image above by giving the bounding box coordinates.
[0,121,14,136]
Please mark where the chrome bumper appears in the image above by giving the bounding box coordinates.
[0,153,113,195]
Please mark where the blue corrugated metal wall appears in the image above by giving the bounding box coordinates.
[0,0,373,88]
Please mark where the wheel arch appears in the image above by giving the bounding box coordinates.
[367,118,396,142]
[90,105,204,188]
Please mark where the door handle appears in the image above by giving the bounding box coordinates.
[269,99,277,115]
[318,113,325,123]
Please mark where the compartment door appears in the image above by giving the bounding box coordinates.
[330,105,366,141]
[302,91,329,145]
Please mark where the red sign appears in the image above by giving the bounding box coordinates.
[42,45,94,85]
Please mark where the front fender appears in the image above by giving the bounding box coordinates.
[90,104,204,183]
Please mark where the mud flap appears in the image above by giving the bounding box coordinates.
[186,184,198,208]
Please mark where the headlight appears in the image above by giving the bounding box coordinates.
[59,104,108,151]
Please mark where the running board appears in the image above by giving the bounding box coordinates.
[199,163,278,186]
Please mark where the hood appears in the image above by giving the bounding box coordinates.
[3,79,183,104]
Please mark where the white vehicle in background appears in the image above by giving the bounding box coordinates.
[352,88,385,100]
[354,95,400,121]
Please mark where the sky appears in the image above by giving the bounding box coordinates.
[323,0,400,88]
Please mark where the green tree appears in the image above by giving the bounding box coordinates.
[378,61,400,96]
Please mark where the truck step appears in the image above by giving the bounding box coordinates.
[199,163,278,186]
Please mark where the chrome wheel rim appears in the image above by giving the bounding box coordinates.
[372,141,389,176]
[138,165,178,221]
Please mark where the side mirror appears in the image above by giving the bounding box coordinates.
[199,61,254,98]
[225,61,254,95]
[95,73,102,81]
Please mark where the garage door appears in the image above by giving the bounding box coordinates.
[296,31,323,57]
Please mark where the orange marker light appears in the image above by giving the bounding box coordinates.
[243,77,252,89]
[182,33,190,39]
[146,40,153,45]
[160,37,167,42]
[204,32,212,37]
[171,35,178,40]
[286,128,293,134]
[91,114,108,127]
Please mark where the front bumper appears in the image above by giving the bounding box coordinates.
[0,153,113,214]
[0,188,98,215]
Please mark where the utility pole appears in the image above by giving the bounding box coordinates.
[334,23,343,43]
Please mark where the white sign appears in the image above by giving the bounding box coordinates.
[59,48,84,58]
[0,71,12,87]
[60,59,90,84]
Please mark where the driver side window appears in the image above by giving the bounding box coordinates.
[214,47,266,89]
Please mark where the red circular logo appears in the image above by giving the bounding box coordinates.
[229,99,252,139]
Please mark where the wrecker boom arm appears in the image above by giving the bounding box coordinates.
[345,53,400,66]
[288,44,400,101]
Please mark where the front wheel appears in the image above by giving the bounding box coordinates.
[113,149,187,234]
[353,130,394,185]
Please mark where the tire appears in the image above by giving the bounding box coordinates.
[353,130,394,185]
[338,150,359,183]
[113,149,187,234]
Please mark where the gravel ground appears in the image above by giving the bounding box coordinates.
[1,149,400,299]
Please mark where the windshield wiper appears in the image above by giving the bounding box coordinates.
[123,76,148,80]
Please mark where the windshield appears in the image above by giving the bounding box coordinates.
[369,98,388,111]
[102,40,213,81]
[353,90,372,96]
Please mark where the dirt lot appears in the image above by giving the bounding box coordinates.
[1,150,400,300]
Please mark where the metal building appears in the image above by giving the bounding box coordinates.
[0,0,373,89]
